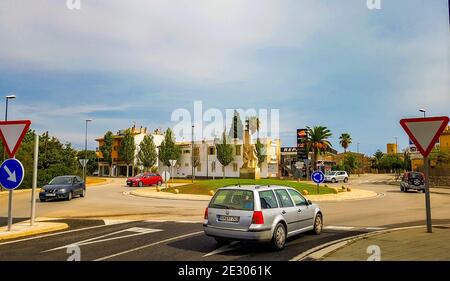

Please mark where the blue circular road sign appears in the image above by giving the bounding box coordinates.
[0,158,25,190]
[311,170,325,184]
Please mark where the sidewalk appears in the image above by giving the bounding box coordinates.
[322,226,450,261]
[0,219,68,241]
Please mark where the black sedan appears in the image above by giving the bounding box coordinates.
[39,176,86,202]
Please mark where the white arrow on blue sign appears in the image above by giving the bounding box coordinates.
[311,170,325,184]
[0,158,25,190]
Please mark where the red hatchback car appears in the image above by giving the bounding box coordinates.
[126,173,163,187]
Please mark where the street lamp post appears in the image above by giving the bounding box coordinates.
[191,124,194,183]
[5,94,16,231]
[83,119,92,183]
[419,109,426,118]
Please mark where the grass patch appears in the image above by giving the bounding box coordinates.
[162,178,333,195]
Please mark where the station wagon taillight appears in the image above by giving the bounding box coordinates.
[204,208,208,220]
[252,211,264,225]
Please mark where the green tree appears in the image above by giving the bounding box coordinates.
[215,132,234,178]
[339,133,352,153]
[100,131,114,176]
[228,110,244,140]
[137,134,158,171]
[119,129,136,177]
[307,126,333,169]
[343,153,359,174]
[158,128,181,167]
[255,138,266,167]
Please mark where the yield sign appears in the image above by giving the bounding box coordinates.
[0,120,31,158]
[400,116,449,158]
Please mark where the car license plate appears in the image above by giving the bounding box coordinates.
[46,193,56,197]
[218,215,239,223]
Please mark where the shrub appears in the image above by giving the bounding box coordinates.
[302,190,309,196]
[156,187,161,192]
[208,190,215,196]
[346,187,352,192]
[174,189,179,194]
[332,188,339,194]
[341,186,346,190]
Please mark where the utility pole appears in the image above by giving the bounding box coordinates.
[83,119,92,183]
[191,124,194,183]
[30,135,39,226]
[5,94,16,231]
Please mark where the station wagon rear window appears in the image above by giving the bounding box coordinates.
[209,189,254,211]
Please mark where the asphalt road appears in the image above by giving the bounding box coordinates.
[0,220,371,261]
[0,174,449,261]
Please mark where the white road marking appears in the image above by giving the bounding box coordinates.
[94,231,204,261]
[0,223,132,246]
[365,227,386,230]
[324,226,356,231]
[42,227,162,252]
[144,219,168,223]
[103,219,135,226]
[203,241,241,257]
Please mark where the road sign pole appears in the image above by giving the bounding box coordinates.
[317,183,319,194]
[30,135,39,226]
[424,156,432,233]
[7,189,13,231]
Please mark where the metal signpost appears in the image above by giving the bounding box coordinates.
[169,159,177,185]
[0,120,31,231]
[311,170,325,194]
[161,170,170,189]
[400,116,449,233]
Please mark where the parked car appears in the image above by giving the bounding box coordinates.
[203,185,323,250]
[39,175,86,202]
[126,173,163,187]
[400,172,425,192]
[324,171,349,183]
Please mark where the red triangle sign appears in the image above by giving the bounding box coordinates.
[0,120,31,158]
[400,116,449,158]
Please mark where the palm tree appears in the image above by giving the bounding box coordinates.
[339,133,352,153]
[307,126,333,169]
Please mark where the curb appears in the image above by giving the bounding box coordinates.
[290,224,450,261]
[128,190,211,202]
[0,222,69,241]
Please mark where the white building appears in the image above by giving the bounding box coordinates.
[160,138,280,179]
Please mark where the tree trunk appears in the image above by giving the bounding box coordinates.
[126,165,129,178]
[223,166,225,179]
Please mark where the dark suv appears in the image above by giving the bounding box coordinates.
[400,172,425,193]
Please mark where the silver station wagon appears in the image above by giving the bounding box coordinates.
[203,185,323,250]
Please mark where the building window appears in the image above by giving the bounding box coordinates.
[185,163,189,167]
[197,163,202,172]
[211,161,216,172]
[208,146,215,155]
[235,145,241,156]
[183,149,190,154]
[233,162,238,172]
[113,146,117,151]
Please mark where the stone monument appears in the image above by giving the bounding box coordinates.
[240,120,261,179]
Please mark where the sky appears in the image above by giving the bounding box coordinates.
[0,0,449,155]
